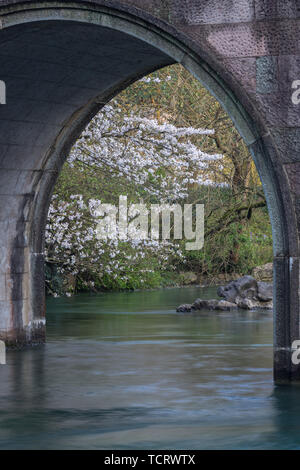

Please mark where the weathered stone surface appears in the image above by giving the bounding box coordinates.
[217,275,257,303]
[253,262,273,281]
[254,0,300,20]
[205,299,219,310]
[180,298,238,312]
[184,21,300,59]
[192,298,220,310]
[192,298,207,310]
[217,275,273,309]
[285,162,300,234]
[235,295,273,310]
[176,303,193,312]
[256,56,278,94]
[221,57,256,92]
[0,275,6,302]
[215,300,238,311]
[285,163,300,196]
[179,275,273,312]
[271,128,300,164]
[172,0,255,25]
[257,281,273,301]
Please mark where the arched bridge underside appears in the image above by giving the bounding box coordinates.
[0,0,299,383]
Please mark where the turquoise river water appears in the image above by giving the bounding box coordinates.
[0,286,300,449]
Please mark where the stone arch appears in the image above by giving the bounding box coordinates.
[0,1,298,382]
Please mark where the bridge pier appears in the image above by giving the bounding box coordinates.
[0,194,45,347]
[274,256,300,382]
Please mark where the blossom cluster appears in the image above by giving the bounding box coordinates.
[69,103,223,201]
[45,195,185,294]
[45,92,224,294]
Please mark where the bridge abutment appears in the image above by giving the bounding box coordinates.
[0,195,45,347]
[274,256,300,382]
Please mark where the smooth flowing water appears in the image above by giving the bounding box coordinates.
[0,286,300,450]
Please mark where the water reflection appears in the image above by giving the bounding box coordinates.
[0,286,298,449]
[268,386,300,449]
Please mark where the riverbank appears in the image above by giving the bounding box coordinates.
[46,272,239,297]
[46,263,273,297]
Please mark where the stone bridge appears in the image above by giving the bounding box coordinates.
[0,0,299,383]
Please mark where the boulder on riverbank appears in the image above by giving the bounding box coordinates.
[252,262,273,282]
[176,275,273,312]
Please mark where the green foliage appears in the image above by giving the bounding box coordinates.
[46,64,273,295]
[181,207,272,277]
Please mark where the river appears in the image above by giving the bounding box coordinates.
[0,286,300,449]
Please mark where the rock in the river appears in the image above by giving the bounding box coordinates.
[235,295,273,310]
[177,275,273,312]
[215,300,238,311]
[206,299,220,310]
[217,275,257,303]
[192,298,207,310]
[191,298,237,311]
[176,304,193,312]
[192,298,218,310]
[217,275,273,309]
[257,281,273,301]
